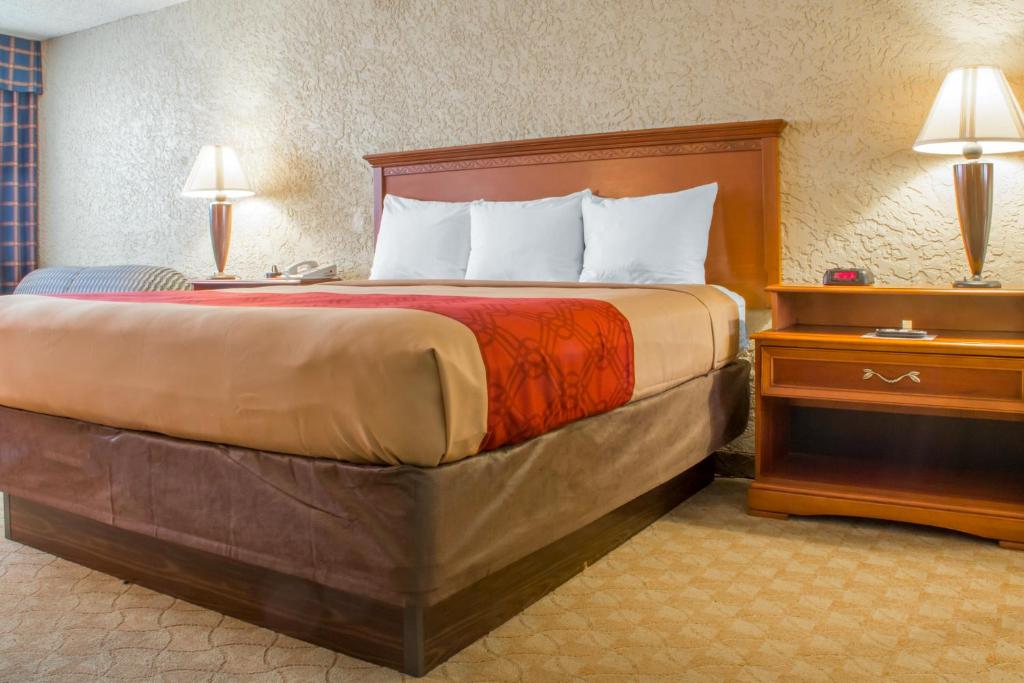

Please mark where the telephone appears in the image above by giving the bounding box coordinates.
[281,260,338,280]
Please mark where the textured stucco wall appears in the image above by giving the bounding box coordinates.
[37,0,1024,462]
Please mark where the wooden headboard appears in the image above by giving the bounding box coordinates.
[364,119,784,308]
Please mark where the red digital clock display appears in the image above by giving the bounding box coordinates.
[823,267,874,286]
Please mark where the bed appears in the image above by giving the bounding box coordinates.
[0,119,783,675]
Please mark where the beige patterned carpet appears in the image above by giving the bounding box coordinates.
[1,479,1023,682]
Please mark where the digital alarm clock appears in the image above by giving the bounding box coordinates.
[823,267,875,286]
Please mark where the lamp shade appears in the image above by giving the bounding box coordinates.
[182,145,255,199]
[914,66,1024,156]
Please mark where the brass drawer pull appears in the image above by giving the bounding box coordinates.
[862,368,921,384]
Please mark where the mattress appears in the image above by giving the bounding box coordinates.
[0,280,741,466]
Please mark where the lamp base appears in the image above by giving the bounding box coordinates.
[952,162,996,292]
[210,201,234,278]
[953,276,1001,288]
[210,272,239,280]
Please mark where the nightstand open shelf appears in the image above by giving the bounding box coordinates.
[759,404,1024,501]
[749,285,1024,548]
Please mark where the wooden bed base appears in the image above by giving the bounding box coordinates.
[3,456,713,676]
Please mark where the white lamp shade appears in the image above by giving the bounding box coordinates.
[914,66,1024,155]
[182,145,255,199]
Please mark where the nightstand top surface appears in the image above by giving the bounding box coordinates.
[191,278,339,289]
[770,283,1024,297]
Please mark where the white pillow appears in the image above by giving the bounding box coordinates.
[369,195,472,280]
[465,190,590,281]
[580,183,718,284]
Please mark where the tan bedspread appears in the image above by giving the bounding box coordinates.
[0,280,739,466]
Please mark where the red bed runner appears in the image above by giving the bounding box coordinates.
[59,290,635,453]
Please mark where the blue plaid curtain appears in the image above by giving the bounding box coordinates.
[0,35,41,294]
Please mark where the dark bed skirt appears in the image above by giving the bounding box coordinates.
[0,360,749,674]
[4,460,713,675]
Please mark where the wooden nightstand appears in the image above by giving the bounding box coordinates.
[191,278,338,291]
[748,285,1024,549]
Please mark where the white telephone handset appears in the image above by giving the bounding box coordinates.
[282,260,338,280]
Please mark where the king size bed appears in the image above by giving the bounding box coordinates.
[0,119,783,675]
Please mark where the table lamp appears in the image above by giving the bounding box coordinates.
[914,66,1024,288]
[182,145,255,279]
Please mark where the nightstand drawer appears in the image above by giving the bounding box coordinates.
[761,347,1024,411]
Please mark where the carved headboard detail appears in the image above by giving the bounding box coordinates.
[364,119,784,307]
